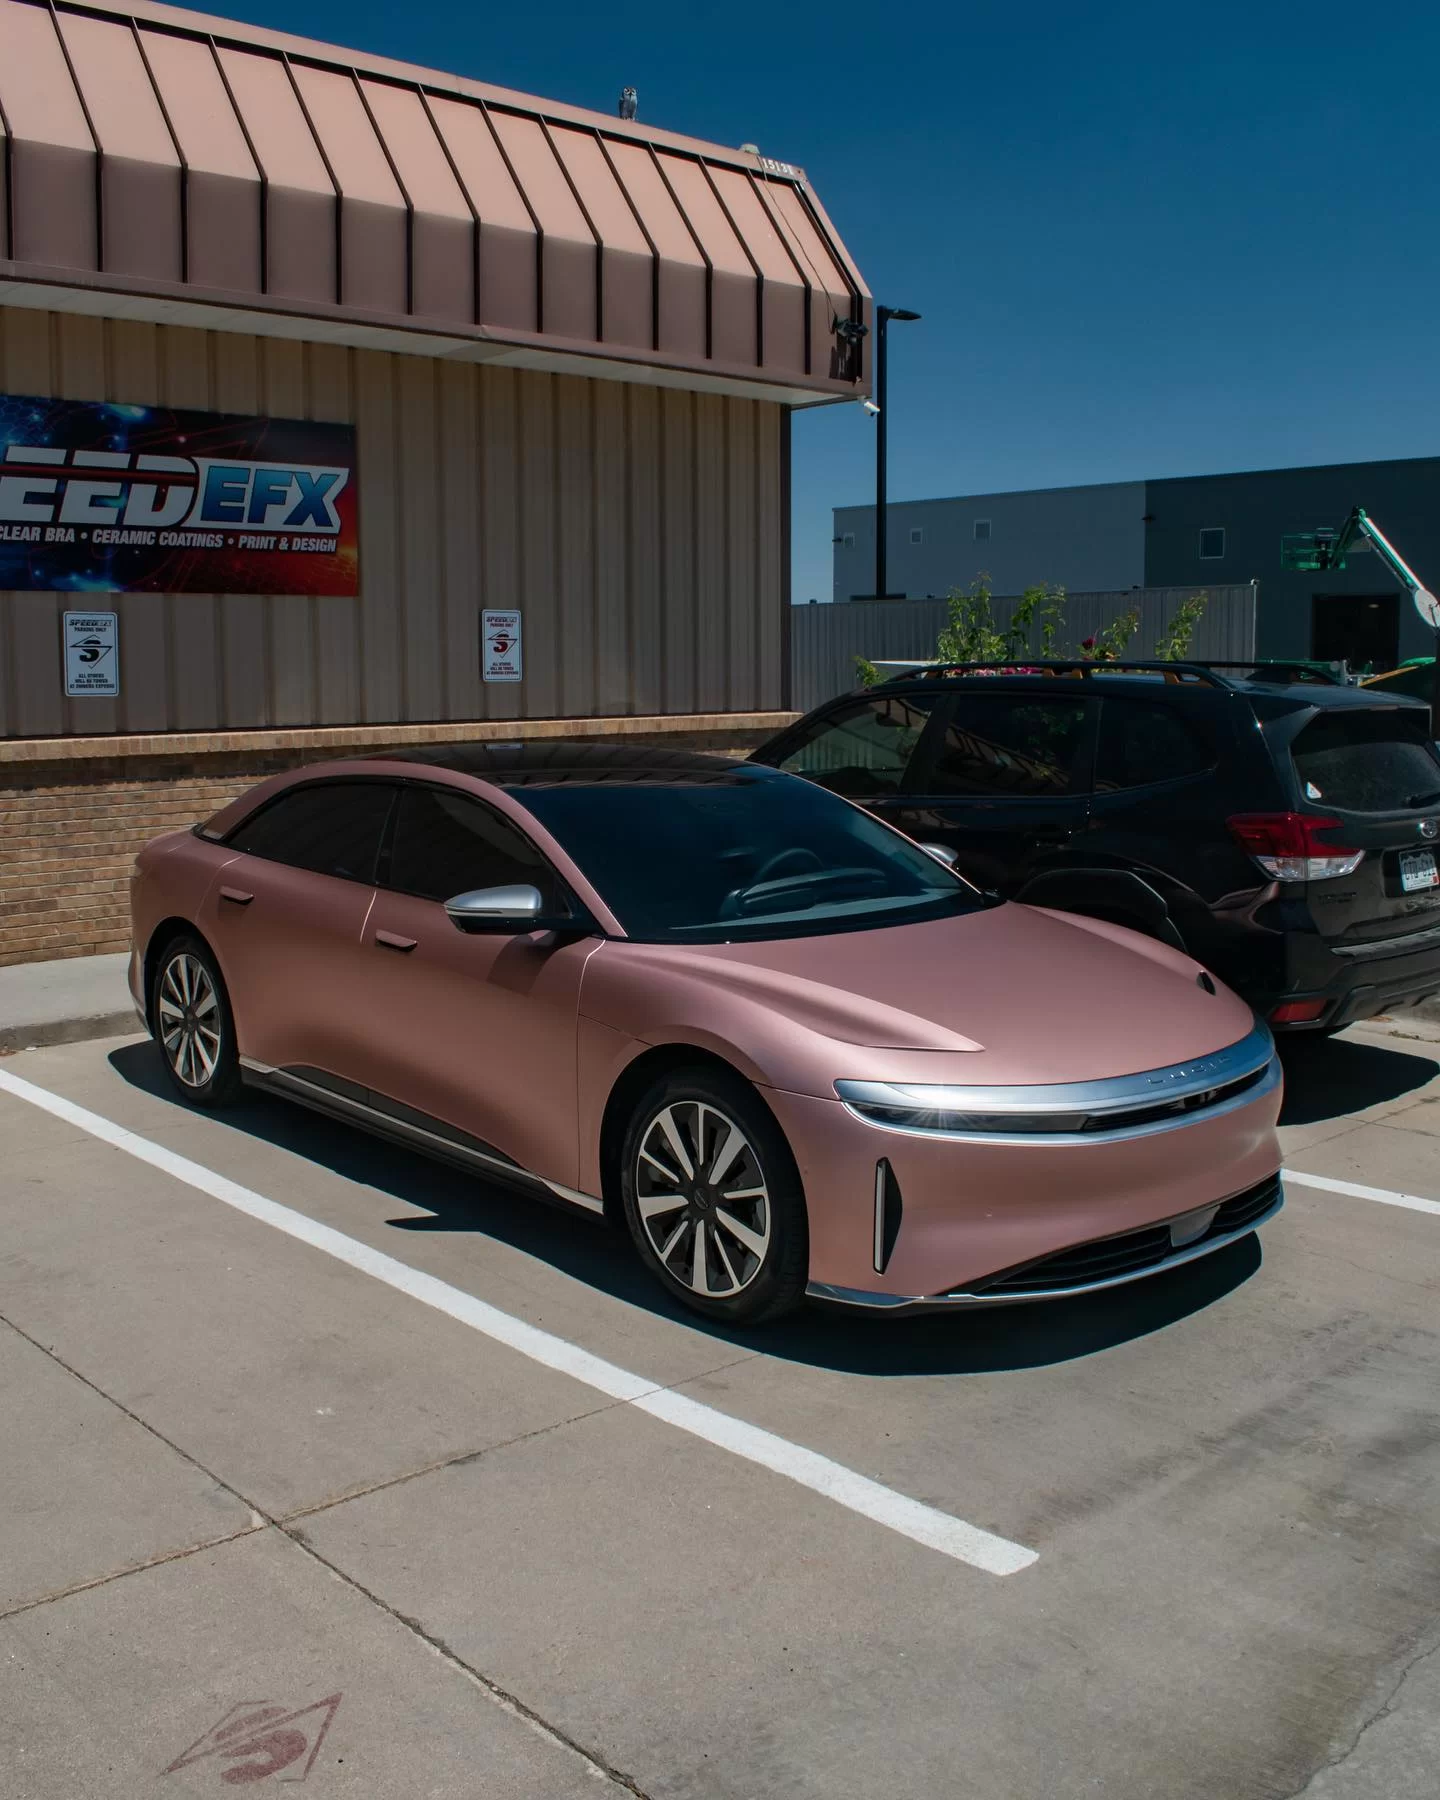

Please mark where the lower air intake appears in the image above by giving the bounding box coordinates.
[953,1175,1282,1298]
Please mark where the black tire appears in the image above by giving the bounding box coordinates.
[150,933,242,1108]
[619,1065,808,1324]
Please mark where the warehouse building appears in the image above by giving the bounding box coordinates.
[0,0,869,963]
[835,455,1440,667]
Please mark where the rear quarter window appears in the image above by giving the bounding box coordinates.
[1291,709,1440,813]
[226,781,396,882]
[1095,700,1215,790]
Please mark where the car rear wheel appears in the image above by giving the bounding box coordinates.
[152,935,241,1108]
[620,1068,808,1324]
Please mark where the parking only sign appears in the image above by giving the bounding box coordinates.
[63,611,120,697]
[482,608,522,683]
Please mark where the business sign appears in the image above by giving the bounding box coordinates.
[63,610,119,697]
[482,609,522,682]
[0,394,358,596]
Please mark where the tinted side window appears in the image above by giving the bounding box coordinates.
[923,696,1088,798]
[775,694,937,797]
[1095,701,1215,791]
[388,786,556,904]
[228,783,395,882]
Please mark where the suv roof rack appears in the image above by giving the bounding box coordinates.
[872,658,1347,690]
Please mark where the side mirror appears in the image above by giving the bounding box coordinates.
[918,843,959,869]
[445,884,550,934]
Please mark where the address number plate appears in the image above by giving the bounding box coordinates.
[1399,849,1439,893]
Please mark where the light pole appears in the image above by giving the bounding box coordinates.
[874,305,921,601]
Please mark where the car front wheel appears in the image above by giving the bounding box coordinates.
[620,1068,808,1324]
[151,935,242,1108]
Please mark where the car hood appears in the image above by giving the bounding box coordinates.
[602,902,1259,1089]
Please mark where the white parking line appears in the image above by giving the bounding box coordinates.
[1282,1168,1440,1217]
[0,1067,1036,1577]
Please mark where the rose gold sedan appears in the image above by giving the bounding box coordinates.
[128,743,1283,1324]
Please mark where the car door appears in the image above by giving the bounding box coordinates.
[354,781,598,1190]
[200,779,396,1075]
[1080,693,1227,952]
[882,689,1097,894]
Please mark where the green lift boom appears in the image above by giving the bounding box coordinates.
[1281,507,1440,722]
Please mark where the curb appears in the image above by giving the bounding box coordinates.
[0,1012,144,1055]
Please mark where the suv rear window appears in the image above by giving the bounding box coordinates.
[1291,709,1440,813]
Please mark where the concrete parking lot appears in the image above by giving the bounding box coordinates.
[2,1022,1439,1799]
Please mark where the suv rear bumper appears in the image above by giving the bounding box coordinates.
[1273,928,1440,1030]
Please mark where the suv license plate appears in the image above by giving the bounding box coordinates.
[1399,849,1439,893]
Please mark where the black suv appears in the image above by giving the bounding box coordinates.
[752,662,1440,1031]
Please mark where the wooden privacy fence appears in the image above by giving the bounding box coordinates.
[788,585,1259,712]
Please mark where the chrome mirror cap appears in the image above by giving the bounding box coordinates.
[444,885,545,931]
[918,843,959,868]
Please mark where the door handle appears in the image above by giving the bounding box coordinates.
[219,886,254,906]
[375,931,418,953]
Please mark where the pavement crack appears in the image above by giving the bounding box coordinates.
[278,1400,628,1525]
[274,1526,656,1796]
[0,1305,273,1509]
[0,1523,267,1623]
[1282,1633,1440,1797]
[0,1308,653,1794]
[668,1349,762,1384]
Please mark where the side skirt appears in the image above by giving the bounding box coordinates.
[238,1058,606,1218]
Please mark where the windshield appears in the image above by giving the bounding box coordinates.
[509,768,983,943]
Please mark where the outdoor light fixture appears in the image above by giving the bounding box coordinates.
[873,304,922,600]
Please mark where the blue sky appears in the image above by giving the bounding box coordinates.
[216,0,1439,604]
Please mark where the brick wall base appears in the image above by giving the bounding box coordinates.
[0,713,795,967]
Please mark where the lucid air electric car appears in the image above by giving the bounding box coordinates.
[129,743,1283,1323]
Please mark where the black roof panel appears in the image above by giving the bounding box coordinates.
[374,740,777,787]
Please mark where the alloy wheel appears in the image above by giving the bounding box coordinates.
[157,952,222,1090]
[634,1100,772,1297]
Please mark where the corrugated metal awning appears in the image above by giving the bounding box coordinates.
[0,0,871,402]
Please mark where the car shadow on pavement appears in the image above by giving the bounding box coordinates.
[1278,1032,1439,1127]
[110,1041,1264,1379]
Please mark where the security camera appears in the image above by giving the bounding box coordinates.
[860,398,881,417]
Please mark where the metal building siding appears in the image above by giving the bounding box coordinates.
[788,587,1259,712]
[832,484,1148,604]
[0,305,786,738]
[1144,460,1440,662]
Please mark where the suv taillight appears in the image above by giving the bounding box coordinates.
[1228,812,1364,882]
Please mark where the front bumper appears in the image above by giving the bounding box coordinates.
[769,1039,1284,1301]
[809,1177,1283,1311]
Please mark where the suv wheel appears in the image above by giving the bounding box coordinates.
[620,1068,808,1324]
[152,935,242,1108]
